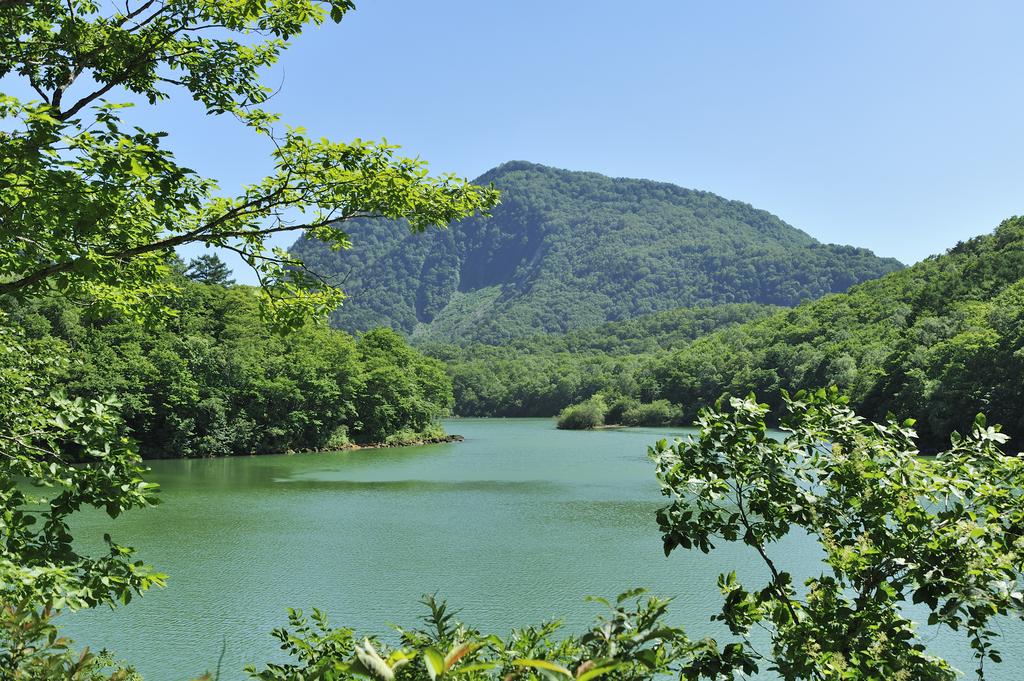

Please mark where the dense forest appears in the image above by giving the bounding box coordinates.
[650,216,1024,448]
[2,259,454,458]
[444,218,1024,450]
[291,161,903,343]
[423,303,777,416]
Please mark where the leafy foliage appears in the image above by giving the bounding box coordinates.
[353,329,454,444]
[0,312,164,610]
[619,400,676,427]
[652,388,1024,680]
[4,274,453,457]
[292,162,901,343]
[186,254,235,286]
[555,396,680,430]
[0,604,142,680]
[246,590,691,681]
[555,395,607,430]
[0,0,497,328]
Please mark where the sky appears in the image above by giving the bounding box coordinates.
[14,1,1024,281]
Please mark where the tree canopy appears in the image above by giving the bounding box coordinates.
[5,271,454,458]
[0,0,497,326]
[424,303,776,417]
[185,253,234,286]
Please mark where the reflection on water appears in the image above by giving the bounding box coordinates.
[62,418,1023,681]
[272,479,567,493]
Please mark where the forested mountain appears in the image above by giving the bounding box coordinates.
[460,217,1024,450]
[291,162,903,343]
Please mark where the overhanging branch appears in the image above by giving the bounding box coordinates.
[0,211,376,297]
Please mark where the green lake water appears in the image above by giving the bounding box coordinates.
[63,418,1024,680]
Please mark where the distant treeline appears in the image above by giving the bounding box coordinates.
[433,218,1024,450]
[421,304,777,417]
[3,264,453,458]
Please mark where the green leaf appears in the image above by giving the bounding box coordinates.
[513,659,573,678]
[451,662,498,675]
[129,157,149,179]
[577,664,624,681]
[423,647,445,680]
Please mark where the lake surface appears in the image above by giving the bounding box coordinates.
[64,418,1023,680]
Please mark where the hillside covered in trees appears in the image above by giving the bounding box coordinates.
[650,216,1024,449]
[423,303,777,416]
[291,162,903,343]
[441,218,1024,450]
[2,263,454,458]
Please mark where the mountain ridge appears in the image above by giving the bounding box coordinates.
[291,161,904,343]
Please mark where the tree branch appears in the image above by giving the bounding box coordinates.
[56,23,186,121]
[217,242,342,291]
[732,482,803,625]
[113,0,159,28]
[0,208,372,297]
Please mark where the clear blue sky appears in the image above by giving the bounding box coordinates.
[24,1,1024,279]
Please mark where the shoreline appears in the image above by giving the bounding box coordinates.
[331,433,465,453]
[139,433,465,461]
